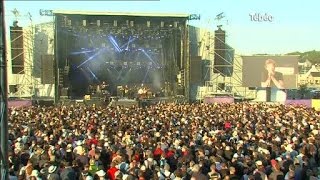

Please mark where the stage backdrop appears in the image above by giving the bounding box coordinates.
[242,55,299,89]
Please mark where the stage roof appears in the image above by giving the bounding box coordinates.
[53,10,190,18]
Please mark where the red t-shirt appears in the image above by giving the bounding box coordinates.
[224,122,231,129]
[107,167,119,180]
[154,148,163,157]
[166,150,175,158]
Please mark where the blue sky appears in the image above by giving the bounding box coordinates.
[4,0,320,55]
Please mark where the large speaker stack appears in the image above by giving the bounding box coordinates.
[10,26,24,74]
[214,27,233,77]
[190,56,203,85]
[59,66,69,88]
[41,54,54,84]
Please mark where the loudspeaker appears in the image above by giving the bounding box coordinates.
[214,28,225,75]
[10,26,24,74]
[61,88,69,96]
[213,27,234,77]
[190,56,203,84]
[202,60,210,82]
[177,86,185,96]
[41,54,54,84]
[9,85,18,93]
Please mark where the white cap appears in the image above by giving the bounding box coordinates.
[96,170,106,177]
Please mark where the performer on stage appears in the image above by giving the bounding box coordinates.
[138,87,144,98]
[138,84,149,99]
[100,81,109,95]
[122,85,129,98]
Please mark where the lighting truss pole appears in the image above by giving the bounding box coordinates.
[0,0,9,179]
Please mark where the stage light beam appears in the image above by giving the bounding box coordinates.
[142,66,151,83]
[141,49,159,66]
[108,35,121,52]
[77,48,106,69]
[120,36,136,50]
[87,67,100,82]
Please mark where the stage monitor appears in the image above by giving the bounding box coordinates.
[242,55,299,89]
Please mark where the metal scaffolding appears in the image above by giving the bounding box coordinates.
[202,30,256,99]
[7,9,55,99]
[191,17,256,100]
[0,0,9,179]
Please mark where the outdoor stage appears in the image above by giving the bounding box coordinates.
[53,10,190,103]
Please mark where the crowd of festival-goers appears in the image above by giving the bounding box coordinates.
[6,102,320,180]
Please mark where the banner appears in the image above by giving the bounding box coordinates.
[204,96,234,104]
[285,99,312,107]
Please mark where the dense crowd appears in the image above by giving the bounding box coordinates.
[6,102,320,180]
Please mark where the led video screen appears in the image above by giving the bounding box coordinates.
[242,56,299,89]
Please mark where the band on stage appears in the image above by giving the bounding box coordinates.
[87,82,164,100]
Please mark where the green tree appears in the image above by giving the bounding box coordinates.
[286,50,320,64]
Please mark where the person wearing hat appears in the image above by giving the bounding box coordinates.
[96,169,106,180]
[75,147,89,169]
[30,170,42,180]
[254,161,267,180]
[85,175,94,180]
[65,144,74,165]
[47,165,60,180]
